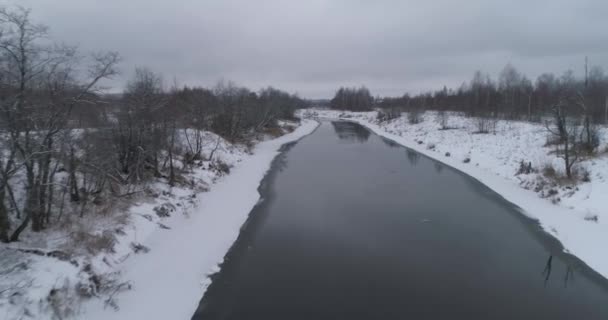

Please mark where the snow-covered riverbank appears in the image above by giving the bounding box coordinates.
[303,109,608,279]
[0,120,319,320]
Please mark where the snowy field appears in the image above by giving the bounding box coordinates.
[302,109,608,279]
[0,120,319,320]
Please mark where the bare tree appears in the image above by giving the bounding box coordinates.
[545,100,582,179]
[0,7,119,241]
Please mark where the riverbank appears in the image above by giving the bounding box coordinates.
[303,109,608,279]
[0,120,319,320]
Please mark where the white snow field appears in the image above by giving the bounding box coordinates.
[303,109,608,279]
[0,119,318,320]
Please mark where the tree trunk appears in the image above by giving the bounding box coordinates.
[168,122,176,186]
[30,181,43,232]
[528,94,532,121]
[9,213,30,242]
[584,115,591,148]
[0,192,10,243]
[37,151,52,229]
[564,137,572,179]
[69,147,80,202]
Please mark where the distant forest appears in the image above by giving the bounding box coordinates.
[330,62,608,125]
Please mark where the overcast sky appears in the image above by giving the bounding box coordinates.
[11,0,608,98]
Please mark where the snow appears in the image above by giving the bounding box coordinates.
[81,119,318,320]
[302,109,608,279]
[3,108,606,318]
[0,119,318,320]
[0,249,82,319]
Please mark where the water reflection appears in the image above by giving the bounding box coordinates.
[331,121,370,142]
[273,142,294,173]
[406,149,420,166]
[542,255,553,287]
[542,255,576,288]
[380,137,401,148]
[565,266,574,288]
[434,162,444,174]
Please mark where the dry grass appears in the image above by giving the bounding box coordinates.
[70,229,117,255]
[210,159,231,175]
[541,162,590,185]
[262,126,283,137]
[58,201,131,256]
[542,163,557,179]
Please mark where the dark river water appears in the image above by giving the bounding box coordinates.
[192,121,608,320]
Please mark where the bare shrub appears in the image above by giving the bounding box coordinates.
[584,214,599,222]
[542,163,557,179]
[408,109,423,124]
[75,266,132,310]
[435,110,450,129]
[153,203,176,218]
[263,126,284,137]
[47,281,78,320]
[284,124,296,133]
[377,108,401,122]
[540,162,588,185]
[474,115,498,134]
[76,265,102,298]
[516,160,535,175]
[102,280,132,311]
[71,230,117,255]
[210,159,231,175]
[130,242,150,254]
[580,168,591,182]
[580,124,600,154]
[545,102,584,179]
[570,166,591,183]
[376,110,388,122]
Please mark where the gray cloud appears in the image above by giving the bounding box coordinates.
[13,0,608,98]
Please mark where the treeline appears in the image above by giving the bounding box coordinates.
[330,86,373,111]
[327,63,607,180]
[0,7,306,242]
[328,63,608,126]
[378,63,608,124]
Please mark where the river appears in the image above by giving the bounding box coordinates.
[192,121,608,319]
